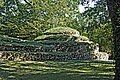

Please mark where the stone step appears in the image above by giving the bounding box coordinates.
[0,44,91,52]
[0,51,92,61]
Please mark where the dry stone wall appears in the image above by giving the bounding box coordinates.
[0,41,105,61]
[0,27,109,61]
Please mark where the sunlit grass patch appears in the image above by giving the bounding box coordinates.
[0,60,115,80]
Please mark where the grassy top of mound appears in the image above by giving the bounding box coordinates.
[34,34,71,41]
[35,34,90,42]
[44,27,80,37]
[35,27,90,42]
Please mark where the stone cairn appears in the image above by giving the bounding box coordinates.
[0,27,109,61]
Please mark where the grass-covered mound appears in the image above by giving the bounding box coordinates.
[35,27,80,41]
[0,27,108,61]
[44,27,80,37]
[0,34,95,61]
[34,34,89,42]
[35,27,89,42]
[34,27,109,61]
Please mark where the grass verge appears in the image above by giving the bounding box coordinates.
[0,60,114,80]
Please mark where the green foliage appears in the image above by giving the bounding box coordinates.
[0,0,80,39]
[0,0,113,53]
[79,0,112,53]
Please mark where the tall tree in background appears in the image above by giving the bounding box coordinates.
[0,0,37,39]
[106,0,120,79]
[80,0,112,54]
[0,0,80,39]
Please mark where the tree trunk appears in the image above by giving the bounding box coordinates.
[106,0,120,79]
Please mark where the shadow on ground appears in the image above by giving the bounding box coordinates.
[0,60,115,80]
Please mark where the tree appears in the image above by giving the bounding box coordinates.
[79,0,112,54]
[106,0,120,79]
[0,0,37,39]
[0,0,80,39]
